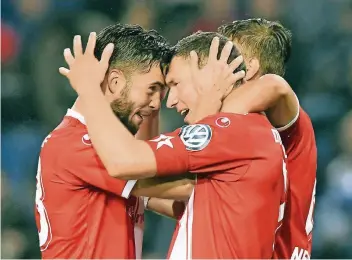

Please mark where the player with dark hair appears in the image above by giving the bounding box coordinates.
[59,31,287,259]
[34,24,196,259]
[215,18,317,259]
[165,31,246,123]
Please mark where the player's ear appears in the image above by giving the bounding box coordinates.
[107,69,126,95]
[245,58,260,81]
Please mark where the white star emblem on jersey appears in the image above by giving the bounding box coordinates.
[151,134,174,149]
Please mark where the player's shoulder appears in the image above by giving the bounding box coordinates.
[198,112,247,125]
[198,112,270,128]
[298,106,313,127]
[296,105,314,135]
[278,104,314,135]
[194,112,269,142]
[260,74,290,88]
[42,116,93,159]
[195,113,241,135]
[260,74,293,98]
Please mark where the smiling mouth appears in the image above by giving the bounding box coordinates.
[135,113,143,121]
[135,112,152,121]
[180,109,190,118]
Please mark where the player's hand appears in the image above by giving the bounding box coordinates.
[59,32,114,94]
[190,37,245,101]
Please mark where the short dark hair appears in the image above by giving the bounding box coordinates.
[218,18,292,76]
[94,24,173,76]
[174,31,246,76]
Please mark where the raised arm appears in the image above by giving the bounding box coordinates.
[80,83,158,179]
[186,38,245,124]
[59,33,163,179]
[60,33,248,181]
[221,74,299,128]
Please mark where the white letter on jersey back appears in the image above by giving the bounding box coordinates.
[35,135,52,251]
[291,247,310,260]
[272,129,288,250]
[305,179,316,236]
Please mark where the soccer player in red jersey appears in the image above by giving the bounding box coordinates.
[59,31,288,259]
[217,19,317,259]
[34,24,194,259]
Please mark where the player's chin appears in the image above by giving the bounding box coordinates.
[183,117,190,124]
[183,111,191,124]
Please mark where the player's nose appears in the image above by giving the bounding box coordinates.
[166,88,178,109]
[149,92,161,111]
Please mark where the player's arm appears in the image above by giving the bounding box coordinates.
[221,74,299,128]
[133,102,194,200]
[61,33,242,180]
[80,88,249,179]
[59,33,158,179]
[133,115,196,200]
[132,178,194,200]
[186,38,246,124]
[79,86,198,179]
[80,88,160,179]
[146,198,186,219]
[63,138,193,200]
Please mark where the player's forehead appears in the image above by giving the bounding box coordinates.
[165,56,189,85]
[131,64,166,86]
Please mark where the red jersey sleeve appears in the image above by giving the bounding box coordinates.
[146,113,252,176]
[277,106,315,153]
[60,135,136,198]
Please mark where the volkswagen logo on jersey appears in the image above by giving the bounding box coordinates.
[179,124,212,151]
[215,117,231,128]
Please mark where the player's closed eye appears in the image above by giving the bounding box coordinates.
[149,85,157,92]
[148,85,168,98]
[147,86,157,96]
[166,80,178,88]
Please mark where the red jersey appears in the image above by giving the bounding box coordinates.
[147,113,288,259]
[34,109,138,259]
[127,196,145,259]
[273,106,317,260]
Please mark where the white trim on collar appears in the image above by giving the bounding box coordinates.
[66,109,86,125]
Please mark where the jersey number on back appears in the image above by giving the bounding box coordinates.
[272,129,288,249]
[305,179,316,236]
[35,135,52,251]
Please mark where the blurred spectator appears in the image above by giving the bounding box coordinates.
[1,175,40,258]
[314,111,352,258]
[122,0,154,29]
[1,22,19,64]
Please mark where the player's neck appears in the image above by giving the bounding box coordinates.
[221,92,248,115]
[70,98,85,119]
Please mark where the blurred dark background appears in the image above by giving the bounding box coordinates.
[1,0,352,258]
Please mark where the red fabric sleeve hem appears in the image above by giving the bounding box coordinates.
[146,139,189,176]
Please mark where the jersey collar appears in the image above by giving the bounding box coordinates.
[66,109,86,125]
